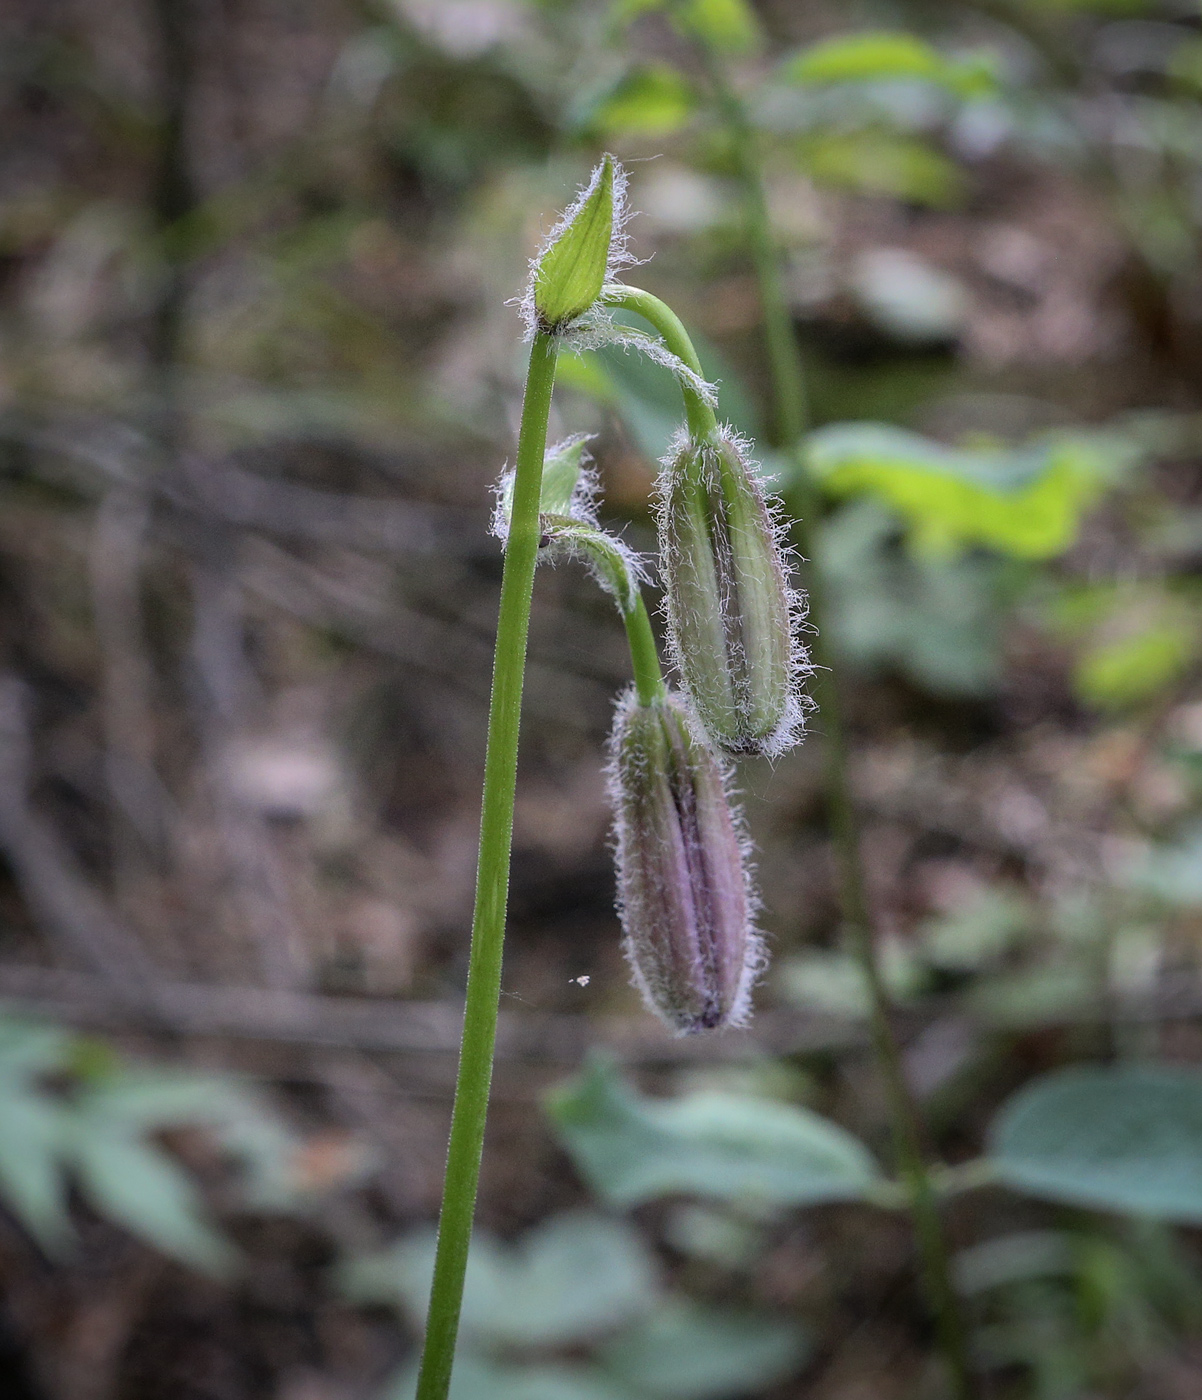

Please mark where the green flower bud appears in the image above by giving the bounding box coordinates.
[608,689,762,1034]
[530,156,622,334]
[658,430,806,756]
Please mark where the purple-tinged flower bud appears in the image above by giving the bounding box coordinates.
[658,429,806,757]
[608,689,763,1034]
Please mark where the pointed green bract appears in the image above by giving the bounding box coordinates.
[534,157,615,332]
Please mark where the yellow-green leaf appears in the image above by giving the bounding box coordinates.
[783,31,996,97]
[670,0,761,55]
[797,131,964,207]
[803,423,1112,559]
[585,65,697,138]
[1075,619,1197,710]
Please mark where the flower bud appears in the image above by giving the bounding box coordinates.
[608,689,762,1034]
[658,430,804,756]
[531,156,618,334]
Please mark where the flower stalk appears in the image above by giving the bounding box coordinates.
[414,330,559,1400]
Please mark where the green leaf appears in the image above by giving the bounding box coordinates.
[599,1299,809,1399]
[585,65,697,138]
[804,423,1112,559]
[795,132,963,207]
[782,31,996,97]
[341,1209,658,1348]
[547,1056,881,1209]
[68,1129,238,1275]
[534,157,615,331]
[669,0,761,55]
[990,1065,1202,1222]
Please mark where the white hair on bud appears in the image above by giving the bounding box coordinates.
[605,686,767,1034]
[655,425,815,759]
[515,156,637,342]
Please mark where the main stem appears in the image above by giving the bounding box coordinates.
[415,330,559,1400]
[707,59,976,1400]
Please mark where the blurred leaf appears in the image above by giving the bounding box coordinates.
[341,1209,658,1347]
[0,1089,69,1251]
[562,326,759,463]
[1046,584,1200,710]
[1169,37,1202,94]
[990,1065,1202,1222]
[777,943,920,1018]
[76,1069,255,1130]
[815,501,1005,695]
[0,1019,72,1077]
[782,31,997,97]
[583,65,697,138]
[849,248,968,344]
[68,1129,238,1275]
[1074,619,1197,710]
[954,1230,1078,1295]
[804,423,1113,559]
[547,1056,881,1209]
[387,1354,634,1400]
[668,0,761,55]
[795,132,963,207]
[662,1204,765,1268]
[1126,825,1202,906]
[967,963,1097,1029]
[919,888,1031,971]
[1025,0,1150,11]
[598,1298,809,1399]
[0,1020,74,1250]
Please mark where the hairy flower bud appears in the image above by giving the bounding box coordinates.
[658,430,805,756]
[608,689,762,1034]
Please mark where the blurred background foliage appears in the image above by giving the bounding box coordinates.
[1,0,1202,1397]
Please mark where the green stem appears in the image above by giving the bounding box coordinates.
[704,57,977,1400]
[600,285,719,442]
[415,330,559,1400]
[623,593,667,707]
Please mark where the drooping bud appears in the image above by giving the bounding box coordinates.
[608,688,762,1034]
[658,429,805,756]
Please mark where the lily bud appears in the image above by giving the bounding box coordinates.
[608,689,762,1034]
[658,430,804,756]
